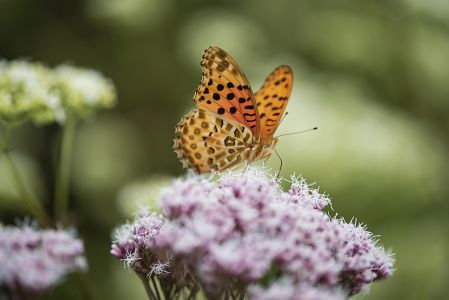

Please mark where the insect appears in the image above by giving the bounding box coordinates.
[173,46,293,173]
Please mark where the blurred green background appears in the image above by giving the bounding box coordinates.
[1,0,449,299]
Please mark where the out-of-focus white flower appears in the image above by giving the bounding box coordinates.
[0,221,87,297]
[54,64,116,117]
[0,60,64,125]
[0,60,116,126]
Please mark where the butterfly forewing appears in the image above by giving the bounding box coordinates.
[194,47,260,137]
[254,65,293,140]
[173,109,253,173]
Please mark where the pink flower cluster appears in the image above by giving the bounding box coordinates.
[249,278,347,300]
[111,211,169,277]
[0,221,87,297]
[111,167,394,300]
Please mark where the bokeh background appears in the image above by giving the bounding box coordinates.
[1,0,449,299]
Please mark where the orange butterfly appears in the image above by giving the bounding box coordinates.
[173,46,293,173]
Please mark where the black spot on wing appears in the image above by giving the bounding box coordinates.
[227,93,235,100]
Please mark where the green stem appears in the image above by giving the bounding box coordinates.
[150,277,162,300]
[74,272,101,300]
[1,127,51,227]
[0,125,12,151]
[54,116,76,224]
[138,274,158,300]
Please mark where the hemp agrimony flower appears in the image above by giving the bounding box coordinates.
[0,221,87,298]
[111,167,394,300]
[111,209,168,276]
[111,210,189,299]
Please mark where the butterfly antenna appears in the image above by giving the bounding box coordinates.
[273,112,289,133]
[276,127,318,138]
[274,148,283,179]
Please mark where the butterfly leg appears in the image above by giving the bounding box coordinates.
[243,160,250,172]
[263,156,270,166]
[274,149,283,179]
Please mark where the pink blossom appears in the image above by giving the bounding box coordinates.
[110,209,170,277]
[0,221,87,297]
[111,167,395,299]
[249,278,347,300]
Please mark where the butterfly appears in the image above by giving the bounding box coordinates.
[173,46,293,173]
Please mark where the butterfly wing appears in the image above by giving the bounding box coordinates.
[173,109,253,173]
[194,46,260,137]
[254,65,293,140]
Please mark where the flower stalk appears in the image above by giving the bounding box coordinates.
[1,125,51,227]
[150,276,163,300]
[139,274,158,300]
[74,272,102,300]
[54,115,76,224]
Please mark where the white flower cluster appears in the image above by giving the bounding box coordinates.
[0,61,63,125]
[54,65,116,117]
[0,60,116,126]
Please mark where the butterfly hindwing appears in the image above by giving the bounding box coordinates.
[254,65,293,140]
[194,47,260,137]
[173,109,253,173]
